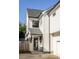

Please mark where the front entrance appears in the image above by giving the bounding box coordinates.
[33,38,38,50]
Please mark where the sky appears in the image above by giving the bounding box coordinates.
[19,0,59,24]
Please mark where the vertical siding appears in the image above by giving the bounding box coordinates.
[39,16,44,34]
[26,11,28,33]
[19,41,29,52]
[28,35,34,51]
[53,37,60,56]
[39,14,50,52]
[50,8,60,33]
[49,7,60,56]
[43,14,50,52]
[50,35,53,53]
[28,18,32,28]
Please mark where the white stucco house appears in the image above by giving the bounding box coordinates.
[25,1,60,56]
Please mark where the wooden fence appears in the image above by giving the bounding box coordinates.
[19,41,29,53]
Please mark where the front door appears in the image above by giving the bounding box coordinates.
[34,38,38,50]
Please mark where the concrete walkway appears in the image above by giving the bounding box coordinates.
[19,54,59,59]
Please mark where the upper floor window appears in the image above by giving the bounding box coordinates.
[32,20,39,27]
[53,12,56,16]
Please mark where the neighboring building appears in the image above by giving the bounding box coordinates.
[25,1,60,56]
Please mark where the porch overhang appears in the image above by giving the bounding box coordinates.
[25,28,42,40]
[28,28,42,35]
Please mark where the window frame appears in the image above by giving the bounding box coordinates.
[32,20,39,27]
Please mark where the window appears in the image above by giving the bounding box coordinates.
[32,20,39,27]
[53,12,56,16]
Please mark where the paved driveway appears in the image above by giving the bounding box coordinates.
[19,54,59,59]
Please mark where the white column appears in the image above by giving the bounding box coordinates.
[29,36,34,51]
[32,36,34,51]
[38,37,40,51]
[43,14,50,52]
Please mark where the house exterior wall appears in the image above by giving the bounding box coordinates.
[26,11,28,34]
[49,5,60,56]
[43,14,50,52]
[49,7,60,33]
[26,17,39,40]
[39,5,60,54]
[29,36,34,51]
[39,15,44,35]
[50,35,53,53]
[39,15,45,52]
[26,12,39,51]
[26,2,60,56]
[52,36,60,56]
[26,13,39,33]
[50,35,60,56]
[39,13,50,52]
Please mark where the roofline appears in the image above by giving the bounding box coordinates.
[27,0,60,18]
[47,0,60,14]
[27,8,44,11]
[28,12,42,18]
[27,8,44,18]
[31,34,42,35]
[38,0,60,19]
[29,16,39,18]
